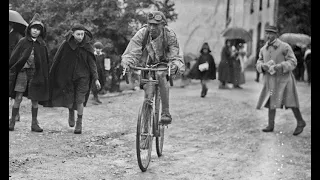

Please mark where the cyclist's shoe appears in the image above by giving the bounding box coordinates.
[201,87,208,98]
[160,113,172,124]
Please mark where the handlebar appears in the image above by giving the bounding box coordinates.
[129,65,168,72]
[123,63,174,86]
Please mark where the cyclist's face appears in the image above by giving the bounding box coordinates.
[148,23,163,39]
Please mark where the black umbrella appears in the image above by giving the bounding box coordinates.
[279,33,311,48]
[9,10,28,35]
[222,27,252,42]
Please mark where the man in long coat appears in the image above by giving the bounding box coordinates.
[47,24,100,134]
[256,25,306,136]
[9,13,50,132]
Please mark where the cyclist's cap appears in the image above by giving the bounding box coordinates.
[147,11,167,25]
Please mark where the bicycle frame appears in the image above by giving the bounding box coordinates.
[124,63,170,171]
[130,64,169,137]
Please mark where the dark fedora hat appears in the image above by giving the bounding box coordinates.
[265,25,278,33]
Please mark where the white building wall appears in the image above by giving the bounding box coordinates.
[168,0,277,65]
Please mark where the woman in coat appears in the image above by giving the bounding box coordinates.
[256,25,306,136]
[9,13,50,132]
[47,24,100,134]
[231,41,247,89]
[218,40,233,89]
[187,42,216,97]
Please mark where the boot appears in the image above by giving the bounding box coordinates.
[262,109,275,132]
[31,107,43,132]
[292,108,306,136]
[15,113,20,121]
[262,125,274,132]
[95,96,102,104]
[74,115,82,134]
[201,85,208,98]
[93,95,102,105]
[68,108,75,127]
[9,107,19,131]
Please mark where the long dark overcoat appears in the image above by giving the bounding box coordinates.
[45,31,98,110]
[218,46,233,83]
[187,53,216,80]
[9,23,50,103]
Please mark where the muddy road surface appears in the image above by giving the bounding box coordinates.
[9,71,311,180]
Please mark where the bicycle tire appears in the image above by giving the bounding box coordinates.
[136,102,153,172]
[155,88,165,157]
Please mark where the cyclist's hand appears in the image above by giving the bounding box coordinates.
[170,64,178,75]
[121,61,131,71]
[121,61,132,76]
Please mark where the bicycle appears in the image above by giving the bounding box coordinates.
[123,62,173,172]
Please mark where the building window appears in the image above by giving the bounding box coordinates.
[259,0,263,11]
[250,0,254,14]
[247,29,253,56]
[267,0,270,8]
[226,0,230,27]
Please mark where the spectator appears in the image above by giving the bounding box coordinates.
[187,42,216,97]
[256,25,306,136]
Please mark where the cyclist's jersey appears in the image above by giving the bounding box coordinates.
[122,26,185,74]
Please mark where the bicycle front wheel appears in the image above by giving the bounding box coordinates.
[155,88,165,157]
[136,102,153,172]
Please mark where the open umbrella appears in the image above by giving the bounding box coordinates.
[9,10,28,35]
[279,33,311,48]
[222,27,252,42]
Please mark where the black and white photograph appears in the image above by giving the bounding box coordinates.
[9,0,311,179]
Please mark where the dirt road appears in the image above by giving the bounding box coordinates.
[9,71,311,180]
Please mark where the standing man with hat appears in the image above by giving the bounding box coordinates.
[256,25,306,136]
[121,10,185,124]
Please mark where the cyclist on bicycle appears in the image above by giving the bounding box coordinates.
[121,10,185,124]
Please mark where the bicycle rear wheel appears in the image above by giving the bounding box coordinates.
[155,89,165,157]
[136,102,153,172]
